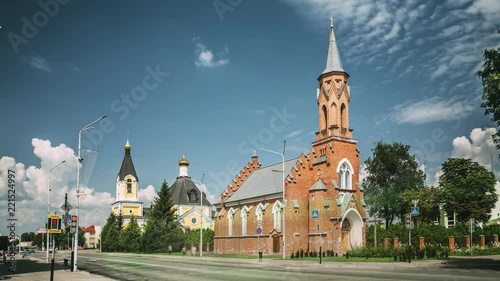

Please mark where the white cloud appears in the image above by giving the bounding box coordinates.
[193,38,229,68]
[285,130,303,139]
[451,127,499,178]
[138,184,156,207]
[389,95,478,125]
[467,0,500,21]
[21,56,53,72]
[0,138,152,235]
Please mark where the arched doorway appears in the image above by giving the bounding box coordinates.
[341,208,363,252]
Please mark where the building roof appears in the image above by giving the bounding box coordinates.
[117,140,139,181]
[224,157,300,204]
[84,225,95,232]
[321,21,345,75]
[170,177,212,207]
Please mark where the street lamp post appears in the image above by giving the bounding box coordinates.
[200,174,205,257]
[260,148,286,260]
[96,210,102,253]
[47,160,66,263]
[74,114,107,272]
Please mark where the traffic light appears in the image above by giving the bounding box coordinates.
[47,215,62,233]
[70,215,77,233]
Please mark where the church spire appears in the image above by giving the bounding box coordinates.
[321,17,345,75]
[118,135,138,181]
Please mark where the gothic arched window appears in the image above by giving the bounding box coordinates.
[241,206,249,236]
[337,159,353,190]
[272,201,282,231]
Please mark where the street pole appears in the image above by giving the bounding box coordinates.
[200,174,205,257]
[47,160,65,263]
[261,145,286,260]
[74,115,107,272]
[96,210,102,252]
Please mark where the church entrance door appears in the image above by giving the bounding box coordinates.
[272,235,280,253]
[341,219,351,252]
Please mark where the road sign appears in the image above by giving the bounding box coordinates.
[411,207,419,216]
[256,227,262,235]
[257,220,262,228]
[405,213,413,229]
[312,210,319,218]
[36,227,47,234]
[405,221,414,230]
[61,203,73,212]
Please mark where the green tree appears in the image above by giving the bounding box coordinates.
[101,212,120,252]
[439,158,498,223]
[142,180,183,252]
[148,180,177,223]
[184,228,215,249]
[119,216,142,252]
[363,141,425,228]
[142,218,163,253]
[401,186,441,223]
[477,46,500,153]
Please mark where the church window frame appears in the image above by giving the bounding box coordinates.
[241,206,249,236]
[188,189,198,203]
[126,179,132,194]
[272,201,282,231]
[228,208,236,236]
[255,203,264,222]
[336,159,354,190]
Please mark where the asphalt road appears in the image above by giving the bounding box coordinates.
[28,250,500,281]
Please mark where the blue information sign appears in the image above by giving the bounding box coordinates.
[411,207,419,216]
[312,210,319,218]
[256,227,262,235]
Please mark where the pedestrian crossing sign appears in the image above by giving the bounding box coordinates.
[411,207,419,216]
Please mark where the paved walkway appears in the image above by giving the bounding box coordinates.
[0,253,114,281]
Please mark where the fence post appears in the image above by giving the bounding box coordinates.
[480,235,485,249]
[449,236,455,252]
[393,238,399,250]
[419,237,425,250]
[384,238,389,249]
[493,234,498,248]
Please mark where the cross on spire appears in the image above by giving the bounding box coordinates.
[329,17,334,27]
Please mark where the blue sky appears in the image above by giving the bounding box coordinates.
[0,0,499,235]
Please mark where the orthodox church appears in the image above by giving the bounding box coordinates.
[111,138,146,228]
[214,20,366,255]
[170,155,215,232]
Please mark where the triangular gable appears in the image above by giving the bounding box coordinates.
[309,179,328,191]
[340,193,353,217]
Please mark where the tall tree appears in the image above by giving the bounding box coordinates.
[477,46,500,153]
[363,141,425,228]
[148,180,177,223]
[101,212,119,252]
[438,158,498,223]
[142,180,183,252]
[119,215,142,252]
[401,186,441,223]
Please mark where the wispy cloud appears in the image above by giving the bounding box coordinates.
[285,130,303,139]
[193,37,229,68]
[388,95,478,125]
[282,0,498,83]
[21,56,53,72]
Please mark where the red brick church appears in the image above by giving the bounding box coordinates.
[214,20,366,256]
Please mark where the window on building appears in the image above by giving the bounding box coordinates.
[273,201,282,231]
[191,217,198,225]
[256,204,263,222]
[241,206,249,236]
[126,179,132,194]
[338,160,353,190]
[228,208,235,236]
[188,189,198,203]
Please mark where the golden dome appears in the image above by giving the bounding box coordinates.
[125,139,131,149]
[179,155,189,166]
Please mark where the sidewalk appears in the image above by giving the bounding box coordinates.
[0,254,114,281]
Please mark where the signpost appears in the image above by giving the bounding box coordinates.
[256,220,262,261]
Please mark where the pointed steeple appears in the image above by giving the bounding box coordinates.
[321,17,345,75]
[118,136,138,181]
